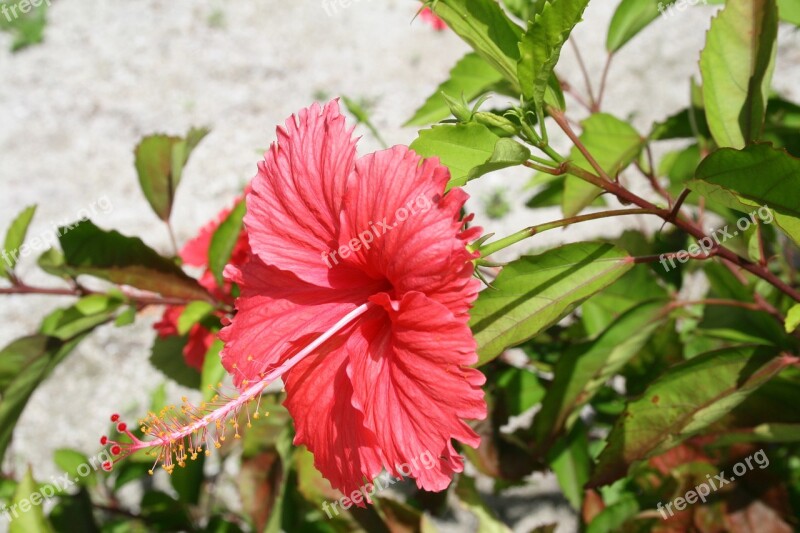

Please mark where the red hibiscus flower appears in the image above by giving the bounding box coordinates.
[105,101,485,497]
[153,201,250,370]
[419,7,447,31]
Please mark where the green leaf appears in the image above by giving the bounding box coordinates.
[496,367,545,416]
[135,127,210,221]
[170,454,205,505]
[650,107,711,141]
[778,0,800,24]
[40,301,119,341]
[585,494,639,533]
[177,301,215,336]
[547,421,590,511]
[114,306,137,327]
[431,0,524,89]
[40,220,211,302]
[606,0,676,52]
[0,0,48,52]
[470,242,634,365]
[699,0,778,148]
[410,123,500,188]
[786,304,800,333]
[454,475,512,533]
[0,335,87,463]
[139,491,192,531]
[562,113,644,217]
[48,489,98,533]
[517,0,590,110]
[534,300,669,446]
[208,200,246,286]
[406,53,505,126]
[2,205,36,277]
[54,449,96,488]
[693,143,800,218]
[589,346,790,487]
[201,340,226,402]
[149,336,201,389]
[8,467,53,533]
[467,138,531,180]
[710,423,800,446]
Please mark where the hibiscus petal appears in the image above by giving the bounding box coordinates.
[348,291,486,492]
[219,257,383,387]
[339,146,481,319]
[283,338,384,497]
[245,100,358,287]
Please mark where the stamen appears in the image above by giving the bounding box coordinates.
[101,302,372,474]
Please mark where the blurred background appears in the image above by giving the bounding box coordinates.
[1,1,799,531]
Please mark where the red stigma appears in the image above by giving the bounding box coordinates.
[110,445,122,456]
[102,461,113,472]
[117,422,127,432]
[100,436,108,445]
[110,414,120,422]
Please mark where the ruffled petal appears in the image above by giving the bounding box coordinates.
[218,257,384,387]
[347,291,486,492]
[339,146,481,319]
[283,337,384,497]
[245,100,358,287]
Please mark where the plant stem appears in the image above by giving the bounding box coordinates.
[479,208,666,258]
[569,38,596,109]
[0,282,198,307]
[595,53,614,111]
[546,106,800,302]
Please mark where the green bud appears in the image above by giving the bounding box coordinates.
[474,112,519,135]
[442,93,473,123]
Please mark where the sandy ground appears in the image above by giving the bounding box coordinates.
[1,1,798,531]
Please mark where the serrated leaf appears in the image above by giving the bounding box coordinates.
[693,143,800,218]
[517,0,590,110]
[2,205,36,277]
[589,346,791,487]
[208,200,246,286]
[410,123,500,188]
[39,220,211,302]
[470,242,634,365]
[468,138,531,180]
[406,53,505,126]
[135,127,209,221]
[690,143,800,246]
[700,0,778,148]
[562,113,644,217]
[430,0,524,89]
